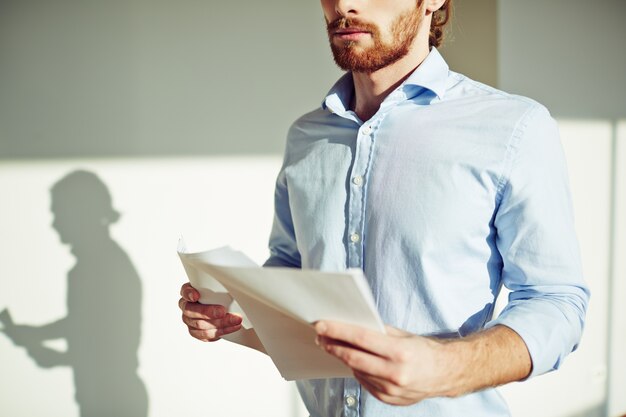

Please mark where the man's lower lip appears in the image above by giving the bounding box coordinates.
[334,32,370,41]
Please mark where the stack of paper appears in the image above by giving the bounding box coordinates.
[178,242,385,381]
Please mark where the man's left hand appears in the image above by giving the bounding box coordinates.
[314,320,454,405]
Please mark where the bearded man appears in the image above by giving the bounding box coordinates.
[179,1,590,416]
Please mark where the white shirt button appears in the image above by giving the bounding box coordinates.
[361,125,372,135]
[352,176,364,186]
[345,395,357,407]
[350,233,360,243]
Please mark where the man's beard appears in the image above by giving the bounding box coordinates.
[326,7,423,73]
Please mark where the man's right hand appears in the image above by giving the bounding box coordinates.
[179,283,243,342]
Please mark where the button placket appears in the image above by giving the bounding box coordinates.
[347,122,375,269]
[343,378,361,416]
[344,120,379,417]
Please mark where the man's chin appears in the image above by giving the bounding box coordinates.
[332,48,367,69]
[332,57,376,73]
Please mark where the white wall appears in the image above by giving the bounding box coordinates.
[0,0,341,158]
[498,0,626,120]
[0,158,308,417]
[609,122,626,417]
[0,2,331,412]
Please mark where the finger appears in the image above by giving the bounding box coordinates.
[218,324,243,336]
[315,320,393,358]
[317,335,392,378]
[354,372,408,406]
[353,370,405,397]
[188,327,221,342]
[182,314,243,330]
[188,324,242,342]
[354,369,428,405]
[353,370,387,393]
[354,371,386,399]
[180,283,199,302]
[179,298,226,320]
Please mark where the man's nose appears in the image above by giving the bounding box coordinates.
[334,0,360,17]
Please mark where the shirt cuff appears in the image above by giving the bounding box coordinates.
[484,298,584,378]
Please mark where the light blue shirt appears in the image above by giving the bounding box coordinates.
[264,48,589,417]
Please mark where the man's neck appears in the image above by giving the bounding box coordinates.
[351,43,430,122]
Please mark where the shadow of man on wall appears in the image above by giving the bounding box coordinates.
[0,170,148,417]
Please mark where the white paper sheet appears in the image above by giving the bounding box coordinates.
[177,243,386,380]
[177,242,266,353]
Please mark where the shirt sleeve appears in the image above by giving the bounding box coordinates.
[485,104,590,378]
[263,155,302,269]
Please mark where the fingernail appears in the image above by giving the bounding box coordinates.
[315,321,327,334]
[229,315,241,325]
[315,335,321,346]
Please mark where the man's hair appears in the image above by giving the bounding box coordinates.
[429,0,453,48]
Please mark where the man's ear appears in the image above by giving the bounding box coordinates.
[424,0,447,13]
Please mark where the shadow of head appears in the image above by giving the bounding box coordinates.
[50,170,120,246]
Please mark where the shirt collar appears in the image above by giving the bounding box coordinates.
[402,47,449,100]
[322,72,354,116]
[322,47,450,114]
